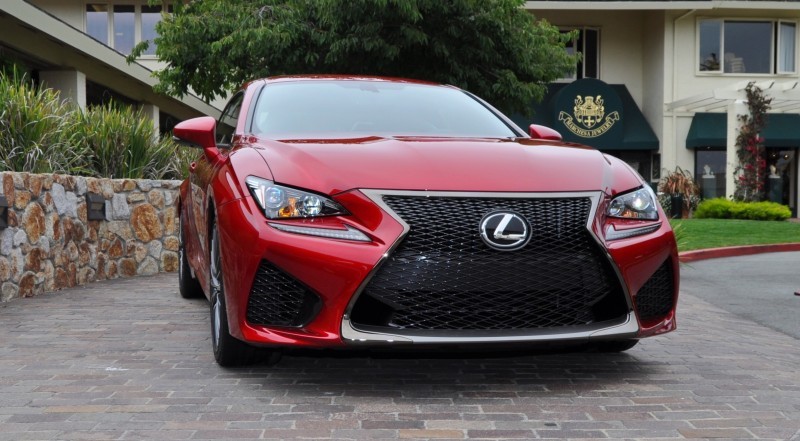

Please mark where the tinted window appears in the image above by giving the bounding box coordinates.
[252,81,519,139]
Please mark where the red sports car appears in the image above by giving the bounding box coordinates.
[174,76,678,366]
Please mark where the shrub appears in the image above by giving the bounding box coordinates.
[695,198,791,221]
[658,166,700,215]
[76,103,181,180]
[693,198,735,219]
[0,69,90,175]
[0,69,184,180]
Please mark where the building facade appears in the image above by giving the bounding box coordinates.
[0,0,222,134]
[2,0,798,214]
[524,0,800,215]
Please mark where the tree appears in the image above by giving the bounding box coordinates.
[132,0,577,115]
[734,82,771,202]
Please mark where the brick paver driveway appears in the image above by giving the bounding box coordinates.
[1,263,799,440]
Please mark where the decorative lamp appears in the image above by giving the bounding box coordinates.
[0,195,7,229]
[86,192,106,221]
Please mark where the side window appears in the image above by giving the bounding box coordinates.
[216,93,244,147]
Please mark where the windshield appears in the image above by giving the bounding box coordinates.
[251,80,520,139]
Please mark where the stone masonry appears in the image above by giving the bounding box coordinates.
[0,171,181,302]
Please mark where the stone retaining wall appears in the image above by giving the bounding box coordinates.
[0,172,181,302]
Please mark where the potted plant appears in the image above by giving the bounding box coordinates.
[658,166,700,218]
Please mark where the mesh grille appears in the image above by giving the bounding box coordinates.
[246,261,320,327]
[635,260,675,320]
[351,195,628,331]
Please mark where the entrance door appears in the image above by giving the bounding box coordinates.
[765,148,797,215]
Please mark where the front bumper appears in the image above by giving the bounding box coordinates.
[215,189,678,349]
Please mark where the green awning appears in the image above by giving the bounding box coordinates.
[686,113,800,148]
[511,80,659,151]
[686,113,726,148]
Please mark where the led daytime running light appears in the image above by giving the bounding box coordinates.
[269,223,371,242]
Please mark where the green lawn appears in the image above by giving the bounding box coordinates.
[670,218,800,252]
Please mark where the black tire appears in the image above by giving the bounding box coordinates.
[209,220,279,367]
[590,339,639,353]
[178,212,204,299]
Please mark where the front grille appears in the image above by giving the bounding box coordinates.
[246,261,320,327]
[350,195,628,331]
[635,260,675,320]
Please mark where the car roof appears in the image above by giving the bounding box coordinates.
[244,75,445,90]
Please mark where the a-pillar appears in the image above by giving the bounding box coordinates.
[39,70,86,109]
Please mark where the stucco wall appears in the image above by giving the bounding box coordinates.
[0,172,181,302]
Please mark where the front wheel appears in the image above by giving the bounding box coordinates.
[178,211,203,299]
[209,220,277,367]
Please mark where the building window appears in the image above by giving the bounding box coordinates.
[85,3,169,56]
[140,5,163,56]
[698,19,797,74]
[86,4,108,44]
[695,148,727,200]
[560,28,600,81]
[113,5,135,55]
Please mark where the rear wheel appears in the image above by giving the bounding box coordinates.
[178,211,203,299]
[209,219,278,367]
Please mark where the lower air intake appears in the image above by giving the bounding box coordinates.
[635,260,675,320]
[246,261,320,327]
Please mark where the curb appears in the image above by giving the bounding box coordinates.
[679,243,800,263]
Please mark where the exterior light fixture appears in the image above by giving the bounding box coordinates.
[0,195,7,229]
[86,192,106,221]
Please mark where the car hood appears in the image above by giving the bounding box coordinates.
[250,136,642,195]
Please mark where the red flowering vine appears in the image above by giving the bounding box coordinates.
[733,82,771,202]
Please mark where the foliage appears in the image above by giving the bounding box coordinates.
[0,69,182,180]
[0,69,91,175]
[658,166,700,215]
[694,197,791,221]
[670,218,800,252]
[733,82,771,202]
[693,197,735,219]
[77,103,180,180]
[129,0,578,115]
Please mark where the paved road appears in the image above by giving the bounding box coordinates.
[0,258,799,440]
[681,251,800,339]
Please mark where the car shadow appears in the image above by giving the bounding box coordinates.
[223,345,662,393]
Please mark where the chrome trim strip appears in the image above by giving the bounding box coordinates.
[341,311,638,344]
[341,189,642,344]
[605,222,662,241]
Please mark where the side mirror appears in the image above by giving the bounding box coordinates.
[529,124,563,141]
[173,116,217,149]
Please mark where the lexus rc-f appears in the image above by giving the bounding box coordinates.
[173,76,679,366]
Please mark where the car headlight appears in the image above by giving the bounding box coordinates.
[245,176,348,219]
[607,187,658,220]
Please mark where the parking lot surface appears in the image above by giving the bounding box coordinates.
[1,255,799,440]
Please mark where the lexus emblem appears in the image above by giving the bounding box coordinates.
[479,211,532,251]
